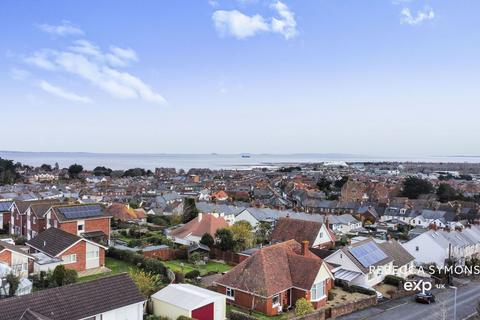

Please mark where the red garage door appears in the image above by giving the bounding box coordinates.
[192,302,214,320]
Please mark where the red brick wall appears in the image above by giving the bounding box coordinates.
[216,285,275,316]
[60,221,78,235]
[85,218,110,238]
[0,250,12,266]
[59,241,86,272]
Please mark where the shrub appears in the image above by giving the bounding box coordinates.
[146,316,170,320]
[185,270,201,279]
[174,271,185,283]
[328,291,336,301]
[107,247,167,277]
[350,285,377,296]
[384,275,405,287]
[295,298,314,316]
[177,316,194,320]
[228,310,258,320]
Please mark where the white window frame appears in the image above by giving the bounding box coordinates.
[62,254,77,264]
[310,281,326,302]
[272,293,280,307]
[226,287,235,300]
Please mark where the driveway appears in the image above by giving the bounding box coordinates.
[338,281,480,320]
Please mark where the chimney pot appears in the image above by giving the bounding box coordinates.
[301,240,309,256]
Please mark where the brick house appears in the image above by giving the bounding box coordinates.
[46,204,111,245]
[10,200,61,240]
[0,240,35,277]
[270,218,336,249]
[214,240,334,316]
[26,227,107,272]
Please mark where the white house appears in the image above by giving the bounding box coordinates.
[0,273,145,319]
[325,239,394,288]
[402,226,480,268]
[152,283,226,320]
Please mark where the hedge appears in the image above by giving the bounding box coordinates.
[384,275,405,286]
[185,270,201,279]
[349,285,377,296]
[228,310,258,320]
[107,247,167,276]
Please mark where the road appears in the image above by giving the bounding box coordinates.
[338,281,480,320]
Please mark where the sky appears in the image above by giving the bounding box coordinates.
[0,0,479,156]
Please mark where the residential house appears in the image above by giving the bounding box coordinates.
[409,209,456,229]
[378,240,415,278]
[325,238,394,288]
[214,240,334,316]
[0,273,145,320]
[152,283,226,320]
[402,226,480,267]
[105,203,147,224]
[46,204,111,244]
[167,213,230,246]
[327,214,362,234]
[0,240,35,278]
[10,200,60,240]
[0,201,14,232]
[270,218,335,249]
[26,227,107,272]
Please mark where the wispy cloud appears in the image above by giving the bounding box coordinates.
[24,38,166,104]
[400,7,435,26]
[38,80,92,103]
[9,68,31,81]
[37,20,84,36]
[212,1,297,40]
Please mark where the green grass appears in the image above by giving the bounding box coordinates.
[226,305,289,320]
[78,257,139,282]
[163,260,231,276]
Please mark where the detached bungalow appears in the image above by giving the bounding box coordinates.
[0,240,35,278]
[270,218,335,249]
[215,240,334,316]
[167,213,229,246]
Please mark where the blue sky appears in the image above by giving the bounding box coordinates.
[1,0,479,156]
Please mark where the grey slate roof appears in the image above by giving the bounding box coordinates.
[0,273,145,320]
[26,228,80,257]
[0,201,13,212]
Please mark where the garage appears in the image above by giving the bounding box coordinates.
[152,284,226,320]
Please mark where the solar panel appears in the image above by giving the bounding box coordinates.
[58,205,103,219]
[349,242,388,268]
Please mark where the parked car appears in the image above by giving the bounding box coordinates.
[415,291,436,304]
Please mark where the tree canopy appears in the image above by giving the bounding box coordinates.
[215,228,235,251]
[401,176,434,199]
[68,164,83,179]
[93,166,112,176]
[0,158,18,184]
[231,220,255,251]
[182,198,199,223]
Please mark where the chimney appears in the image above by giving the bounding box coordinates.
[301,240,309,256]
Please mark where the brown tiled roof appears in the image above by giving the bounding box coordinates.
[270,218,323,245]
[30,201,61,218]
[105,203,146,221]
[26,228,80,257]
[215,240,326,297]
[378,240,415,268]
[169,213,229,239]
[15,200,60,215]
[19,309,53,320]
[0,274,145,320]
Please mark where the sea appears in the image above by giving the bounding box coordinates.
[1,151,480,171]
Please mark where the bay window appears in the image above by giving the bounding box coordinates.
[310,281,325,301]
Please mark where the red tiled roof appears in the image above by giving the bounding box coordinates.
[169,213,229,239]
[215,240,328,297]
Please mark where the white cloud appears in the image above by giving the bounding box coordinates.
[212,10,270,39]
[25,40,166,104]
[400,7,435,26]
[270,1,297,39]
[38,80,92,103]
[212,0,297,40]
[37,20,84,36]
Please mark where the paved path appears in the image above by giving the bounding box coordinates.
[338,281,480,320]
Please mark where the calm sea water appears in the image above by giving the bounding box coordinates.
[0,151,479,170]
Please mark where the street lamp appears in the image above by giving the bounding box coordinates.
[450,286,457,320]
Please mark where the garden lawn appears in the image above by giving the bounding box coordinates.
[78,257,140,282]
[163,260,231,276]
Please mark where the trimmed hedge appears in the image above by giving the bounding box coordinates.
[384,275,405,287]
[107,247,167,276]
[228,310,258,320]
[185,270,201,279]
[349,285,377,296]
